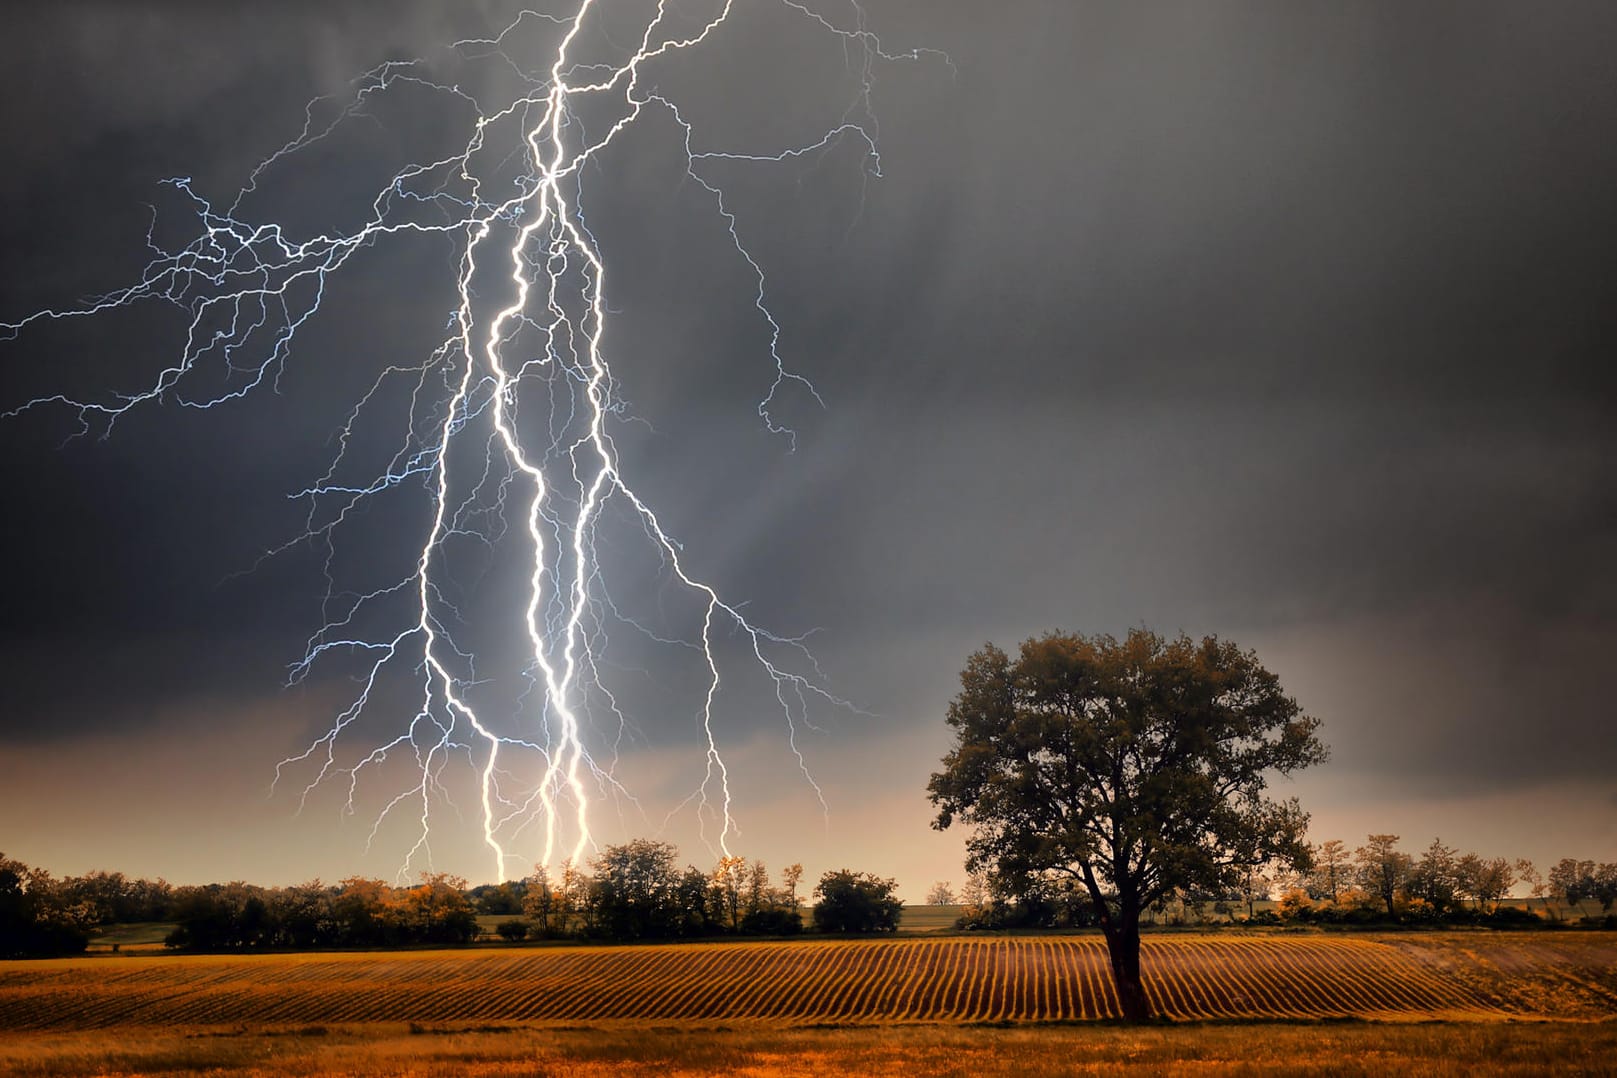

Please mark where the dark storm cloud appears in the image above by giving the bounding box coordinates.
[773,0,1617,792]
[0,3,514,152]
[853,1,1617,402]
[0,2,521,737]
[1,1,1613,851]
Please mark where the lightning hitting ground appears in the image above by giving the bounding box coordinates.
[1,2,943,882]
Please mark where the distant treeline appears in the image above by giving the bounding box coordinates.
[2,859,173,957]
[1,842,901,957]
[7,837,1614,958]
[945,837,1617,931]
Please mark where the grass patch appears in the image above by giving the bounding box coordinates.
[0,1020,1612,1076]
[85,922,173,951]
[897,904,966,932]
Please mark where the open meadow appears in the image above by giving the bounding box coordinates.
[1,931,1613,1075]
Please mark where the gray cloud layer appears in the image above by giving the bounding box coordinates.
[2,2,1613,878]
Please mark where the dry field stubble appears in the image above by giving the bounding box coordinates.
[1,1021,1616,1077]
[0,932,1612,1076]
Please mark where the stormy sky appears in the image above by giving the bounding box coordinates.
[1,1,1613,896]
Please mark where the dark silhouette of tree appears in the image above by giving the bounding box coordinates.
[710,855,749,932]
[331,877,399,946]
[400,873,479,943]
[495,918,529,942]
[781,863,804,914]
[0,854,89,958]
[811,870,903,933]
[1550,858,1617,916]
[1408,839,1460,913]
[274,880,339,948]
[674,866,719,936]
[587,839,685,940]
[929,629,1326,1021]
[1455,854,1515,912]
[1594,865,1617,915]
[470,881,526,915]
[1309,839,1350,904]
[165,883,275,950]
[1355,835,1413,918]
[523,861,587,938]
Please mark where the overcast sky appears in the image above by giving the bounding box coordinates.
[1,1,1613,898]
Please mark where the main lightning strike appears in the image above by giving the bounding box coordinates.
[2,1,940,882]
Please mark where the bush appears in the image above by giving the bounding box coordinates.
[399,874,480,944]
[812,870,902,934]
[1276,889,1316,922]
[1482,905,1540,926]
[1,855,95,958]
[955,898,1056,930]
[740,907,802,936]
[494,919,530,942]
[1,918,89,958]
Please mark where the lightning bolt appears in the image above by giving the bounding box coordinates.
[3,2,942,882]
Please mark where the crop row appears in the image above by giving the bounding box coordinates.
[0,936,1511,1030]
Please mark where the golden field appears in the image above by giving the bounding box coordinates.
[0,932,1612,1076]
[3,1021,1616,1077]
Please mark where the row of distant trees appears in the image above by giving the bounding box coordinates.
[1322,839,1616,923]
[926,837,1617,929]
[509,840,899,941]
[1,843,902,957]
[0,854,485,956]
[2,856,177,958]
[6,836,1610,959]
[162,875,482,951]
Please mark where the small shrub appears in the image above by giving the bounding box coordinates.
[812,870,902,934]
[1399,897,1439,924]
[1483,905,1540,926]
[1276,889,1315,922]
[740,908,802,936]
[494,919,529,942]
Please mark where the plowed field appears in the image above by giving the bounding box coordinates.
[3,933,1612,1031]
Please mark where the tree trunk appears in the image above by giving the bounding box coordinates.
[1102,916,1150,1022]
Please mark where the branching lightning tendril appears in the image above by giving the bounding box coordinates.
[2,2,942,881]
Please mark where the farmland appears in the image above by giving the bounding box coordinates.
[4,1020,1616,1077]
[4,932,1613,1031]
[1,932,1613,1075]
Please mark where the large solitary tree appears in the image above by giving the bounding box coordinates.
[928,629,1327,1021]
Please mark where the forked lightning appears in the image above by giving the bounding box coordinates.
[2,2,941,881]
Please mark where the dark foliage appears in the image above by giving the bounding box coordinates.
[956,874,1103,930]
[930,629,1327,1020]
[470,881,528,916]
[163,874,479,951]
[584,840,695,940]
[495,918,530,941]
[740,907,803,936]
[0,854,90,958]
[811,870,903,933]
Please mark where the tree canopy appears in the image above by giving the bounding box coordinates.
[812,870,903,933]
[928,628,1326,1020]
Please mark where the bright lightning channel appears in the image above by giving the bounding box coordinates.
[1,2,943,882]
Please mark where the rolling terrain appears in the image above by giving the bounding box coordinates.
[4,932,1613,1030]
